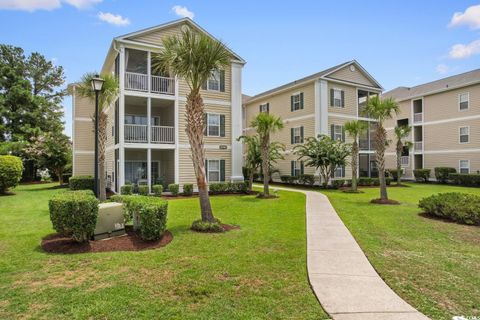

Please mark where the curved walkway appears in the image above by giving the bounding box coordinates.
[274,186,430,320]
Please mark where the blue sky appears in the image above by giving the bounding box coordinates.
[1,0,480,137]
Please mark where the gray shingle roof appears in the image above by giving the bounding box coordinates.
[384,69,480,101]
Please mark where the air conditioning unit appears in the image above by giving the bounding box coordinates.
[94,202,125,240]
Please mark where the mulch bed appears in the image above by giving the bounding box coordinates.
[221,224,240,232]
[41,226,173,254]
[370,198,401,205]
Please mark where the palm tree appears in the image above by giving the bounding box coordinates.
[394,125,412,186]
[363,96,400,201]
[152,27,230,223]
[76,73,118,201]
[250,113,284,197]
[344,120,368,192]
[237,135,261,192]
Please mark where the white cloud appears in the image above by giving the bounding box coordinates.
[449,4,480,29]
[98,12,130,26]
[172,5,194,19]
[436,64,450,74]
[0,0,101,11]
[449,39,480,59]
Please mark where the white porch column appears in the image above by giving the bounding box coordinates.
[319,79,329,135]
[147,51,151,93]
[230,62,244,181]
[118,45,126,187]
[147,97,151,143]
[147,148,152,193]
[174,76,179,184]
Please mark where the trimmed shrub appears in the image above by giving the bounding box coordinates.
[209,182,228,194]
[112,195,168,240]
[69,176,95,191]
[331,179,345,189]
[280,175,299,184]
[386,177,392,186]
[183,183,193,196]
[413,169,431,182]
[120,184,133,195]
[191,219,224,233]
[434,167,456,183]
[449,173,480,187]
[49,190,99,242]
[152,184,163,196]
[0,155,23,194]
[358,177,372,186]
[387,169,401,181]
[299,174,315,186]
[138,185,149,196]
[419,192,480,226]
[168,184,179,196]
[209,182,248,194]
[371,178,380,186]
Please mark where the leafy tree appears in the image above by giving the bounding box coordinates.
[394,125,412,186]
[250,113,284,197]
[363,96,400,201]
[152,27,230,223]
[76,73,118,200]
[294,135,351,188]
[344,120,368,192]
[26,132,71,185]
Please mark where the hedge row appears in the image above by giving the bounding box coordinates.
[49,190,99,242]
[69,176,94,191]
[111,195,168,241]
[449,173,480,187]
[280,174,315,186]
[209,182,248,194]
[419,192,480,226]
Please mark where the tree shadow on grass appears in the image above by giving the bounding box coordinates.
[23,185,68,192]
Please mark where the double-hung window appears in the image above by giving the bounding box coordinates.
[459,126,469,143]
[293,127,302,144]
[333,89,343,107]
[459,93,469,111]
[334,166,345,178]
[293,161,302,177]
[207,70,221,91]
[333,125,343,141]
[459,160,470,174]
[259,103,269,113]
[207,159,220,182]
[292,93,302,111]
[207,113,220,136]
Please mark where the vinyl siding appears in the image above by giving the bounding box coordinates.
[328,82,357,116]
[178,148,232,186]
[73,153,94,176]
[424,152,480,174]
[424,119,480,151]
[326,65,377,87]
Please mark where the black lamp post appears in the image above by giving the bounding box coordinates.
[90,75,104,198]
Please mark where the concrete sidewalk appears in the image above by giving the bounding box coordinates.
[273,186,429,320]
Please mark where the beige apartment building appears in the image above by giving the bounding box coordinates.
[243,60,383,181]
[383,69,480,179]
[70,18,245,192]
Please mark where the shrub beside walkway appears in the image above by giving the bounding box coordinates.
[273,186,429,320]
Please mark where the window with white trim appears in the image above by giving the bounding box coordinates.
[207,113,220,136]
[459,160,470,174]
[207,70,221,91]
[459,93,469,110]
[207,159,220,182]
[292,93,301,111]
[293,127,302,144]
[293,161,302,177]
[334,166,345,178]
[333,125,343,141]
[459,126,469,143]
[260,103,269,113]
[333,89,343,108]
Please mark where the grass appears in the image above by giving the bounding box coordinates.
[320,183,480,319]
[0,183,326,319]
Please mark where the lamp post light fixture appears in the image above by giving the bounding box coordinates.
[90,74,104,198]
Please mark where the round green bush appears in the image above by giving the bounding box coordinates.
[183,183,193,196]
[138,185,149,196]
[191,219,224,233]
[168,184,179,196]
[69,176,94,191]
[0,155,23,194]
[152,184,163,196]
[418,192,480,226]
[120,184,133,195]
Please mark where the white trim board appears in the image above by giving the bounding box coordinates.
[178,96,231,107]
[328,112,377,122]
[74,150,94,155]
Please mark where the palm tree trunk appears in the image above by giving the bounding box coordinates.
[375,124,388,200]
[351,141,358,192]
[57,168,63,185]
[185,89,215,222]
[248,170,254,192]
[396,142,402,186]
[261,139,270,196]
[98,113,108,201]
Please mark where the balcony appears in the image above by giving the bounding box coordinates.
[413,112,423,123]
[124,124,174,144]
[125,72,174,95]
[401,156,409,167]
[414,141,423,152]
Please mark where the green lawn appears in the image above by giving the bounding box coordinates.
[321,183,480,319]
[0,183,326,319]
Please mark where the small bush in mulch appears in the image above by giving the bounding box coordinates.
[41,226,173,254]
[191,219,240,233]
[370,198,400,205]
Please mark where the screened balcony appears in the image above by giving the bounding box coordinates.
[124,96,175,144]
[124,48,174,95]
[124,149,175,188]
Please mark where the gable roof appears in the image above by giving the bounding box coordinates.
[245,60,382,104]
[384,69,480,101]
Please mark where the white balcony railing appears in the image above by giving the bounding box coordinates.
[414,141,423,152]
[151,75,175,95]
[401,156,409,167]
[124,124,175,144]
[414,112,423,123]
[151,126,175,144]
[125,72,175,95]
[125,72,148,92]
